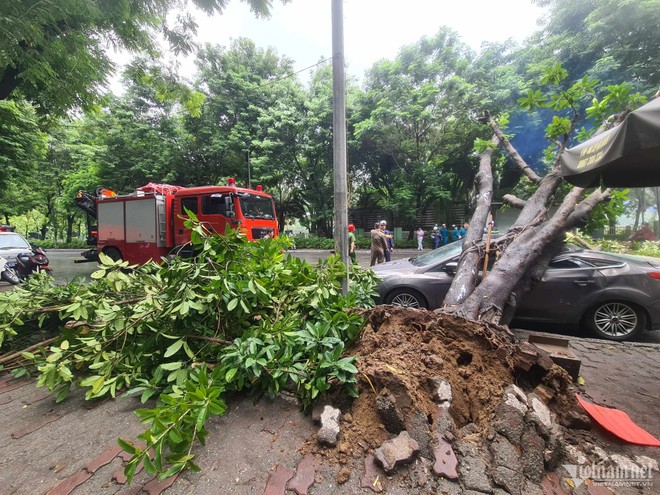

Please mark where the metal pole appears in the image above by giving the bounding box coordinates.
[332,0,349,294]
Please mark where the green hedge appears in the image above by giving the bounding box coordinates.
[287,234,418,250]
[31,239,90,249]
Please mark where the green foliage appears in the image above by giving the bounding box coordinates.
[569,231,660,259]
[0,221,378,481]
[531,0,660,94]
[581,189,628,234]
[629,241,660,258]
[354,27,492,226]
[0,0,281,117]
[291,235,335,249]
[0,101,47,217]
[29,239,89,249]
[290,235,416,250]
[584,83,647,125]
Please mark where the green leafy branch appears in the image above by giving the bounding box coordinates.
[0,219,379,482]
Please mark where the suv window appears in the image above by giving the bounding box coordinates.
[580,257,625,268]
[548,257,589,269]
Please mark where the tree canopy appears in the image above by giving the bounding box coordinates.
[2,0,660,240]
[0,0,285,117]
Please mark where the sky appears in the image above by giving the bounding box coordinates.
[110,0,547,91]
[191,0,546,80]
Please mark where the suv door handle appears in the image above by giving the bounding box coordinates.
[573,279,595,286]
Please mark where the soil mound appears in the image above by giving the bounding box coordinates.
[341,306,579,447]
[306,306,615,494]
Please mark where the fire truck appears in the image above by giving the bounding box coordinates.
[75,179,279,265]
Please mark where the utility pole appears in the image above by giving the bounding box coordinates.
[332,0,349,294]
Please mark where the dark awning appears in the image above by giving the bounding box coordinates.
[560,98,660,188]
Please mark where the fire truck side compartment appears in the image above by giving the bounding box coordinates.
[98,201,125,241]
[125,197,159,244]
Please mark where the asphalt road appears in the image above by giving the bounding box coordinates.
[3,248,660,344]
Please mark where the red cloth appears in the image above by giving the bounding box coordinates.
[135,183,183,195]
[630,226,656,241]
[576,394,660,446]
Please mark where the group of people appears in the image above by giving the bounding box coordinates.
[353,220,471,266]
[415,223,468,250]
[348,220,475,266]
[347,220,394,266]
[368,220,394,266]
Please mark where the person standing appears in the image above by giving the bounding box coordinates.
[416,227,425,250]
[440,223,449,245]
[381,220,394,262]
[431,226,441,249]
[451,225,460,242]
[459,222,468,239]
[370,222,388,266]
[347,224,357,263]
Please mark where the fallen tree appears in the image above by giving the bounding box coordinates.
[0,222,380,480]
[443,67,644,324]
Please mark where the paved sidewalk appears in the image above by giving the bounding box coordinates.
[513,329,660,443]
[1,328,658,494]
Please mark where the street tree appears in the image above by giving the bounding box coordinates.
[530,0,660,93]
[0,101,47,223]
[182,38,297,186]
[353,28,498,230]
[92,66,190,192]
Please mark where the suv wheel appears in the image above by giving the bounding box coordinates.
[385,288,428,309]
[584,301,645,341]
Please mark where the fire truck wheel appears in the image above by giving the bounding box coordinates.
[103,247,122,262]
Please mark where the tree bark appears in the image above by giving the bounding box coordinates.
[66,214,75,243]
[443,135,497,308]
[488,116,541,184]
[455,186,586,322]
[502,194,526,209]
[499,237,564,326]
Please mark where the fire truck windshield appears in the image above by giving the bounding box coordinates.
[239,194,274,219]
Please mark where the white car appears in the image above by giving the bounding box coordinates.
[0,231,33,265]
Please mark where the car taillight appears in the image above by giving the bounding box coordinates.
[647,272,660,279]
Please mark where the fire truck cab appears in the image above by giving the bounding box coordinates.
[80,179,278,265]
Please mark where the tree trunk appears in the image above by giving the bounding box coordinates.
[443,135,497,308]
[66,214,75,243]
[456,186,585,322]
[441,113,614,326]
[0,66,19,101]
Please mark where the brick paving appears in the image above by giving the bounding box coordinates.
[513,329,660,462]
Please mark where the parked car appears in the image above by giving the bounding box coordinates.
[372,241,660,341]
[0,231,33,266]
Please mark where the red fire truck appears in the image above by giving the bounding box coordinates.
[75,179,278,265]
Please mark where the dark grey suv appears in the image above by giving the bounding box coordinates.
[372,241,660,341]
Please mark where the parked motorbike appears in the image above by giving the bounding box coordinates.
[14,247,52,280]
[0,256,20,285]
